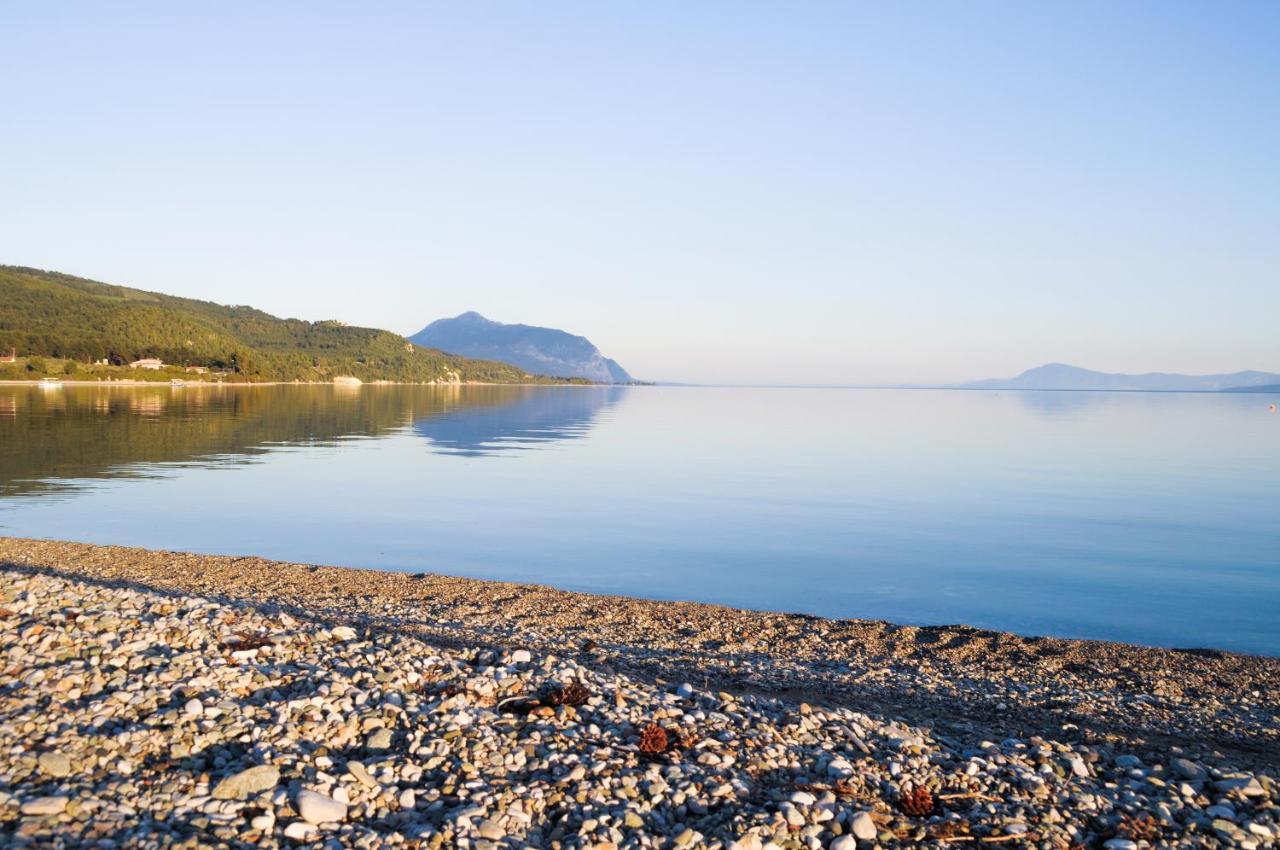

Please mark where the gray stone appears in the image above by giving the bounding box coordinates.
[1216,776,1265,796]
[365,728,393,750]
[37,752,71,778]
[347,760,377,788]
[477,819,505,840]
[1172,757,1206,781]
[21,796,69,816]
[212,764,280,800]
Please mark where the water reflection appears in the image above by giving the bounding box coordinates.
[1009,387,1275,418]
[3,384,1279,653]
[414,386,626,456]
[0,384,623,497]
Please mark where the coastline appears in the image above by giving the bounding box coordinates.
[3,537,1276,760]
[0,380,604,388]
[2,537,1277,848]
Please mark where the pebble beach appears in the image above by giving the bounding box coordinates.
[1,538,1277,849]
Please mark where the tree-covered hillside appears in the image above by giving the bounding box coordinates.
[0,266,578,383]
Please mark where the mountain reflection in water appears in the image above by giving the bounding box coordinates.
[0,384,623,497]
[413,386,626,456]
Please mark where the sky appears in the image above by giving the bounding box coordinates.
[2,3,1278,385]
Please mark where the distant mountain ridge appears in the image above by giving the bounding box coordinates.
[409,312,634,384]
[965,363,1280,392]
[0,265,557,384]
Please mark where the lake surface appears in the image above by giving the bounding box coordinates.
[3,383,1278,654]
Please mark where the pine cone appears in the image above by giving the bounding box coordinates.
[899,786,934,816]
[638,722,669,754]
[545,682,590,707]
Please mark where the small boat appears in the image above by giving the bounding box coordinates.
[170,379,186,387]
[38,377,63,389]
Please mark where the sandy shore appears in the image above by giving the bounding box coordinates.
[1,537,1277,848]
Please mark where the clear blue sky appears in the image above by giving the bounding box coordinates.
[3,2,1277,384]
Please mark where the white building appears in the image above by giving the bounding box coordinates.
[129,358,165,370]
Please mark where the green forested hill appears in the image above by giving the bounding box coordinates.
[0,266,572,383]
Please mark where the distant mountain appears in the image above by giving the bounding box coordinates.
[0,265,559,384]
[964,363,1280,392]
[409,312,634,384]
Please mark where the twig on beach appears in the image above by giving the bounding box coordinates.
[937,834,1036,844]
[976,835,1037,844]
[495,695,530,713]
[939,791,1003,803]
[793,778,866,799]
[937,833,1038,844]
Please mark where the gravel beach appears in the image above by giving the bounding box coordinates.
[1,538,1277,849]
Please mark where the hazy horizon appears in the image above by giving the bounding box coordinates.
[3,3,1278,384]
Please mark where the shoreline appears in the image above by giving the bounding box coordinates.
[0,380,606,388]
[3,538,1276,762]
[2,537,1277,848]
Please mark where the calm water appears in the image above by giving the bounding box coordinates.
[2,384,1278,654]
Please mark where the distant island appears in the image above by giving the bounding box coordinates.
[964,363,1280,392]
[410,311,635,384]
[0,266,587,385]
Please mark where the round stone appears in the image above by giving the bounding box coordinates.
[284,821,318,840]
[850,811,876,841]
[297,789,347,824]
